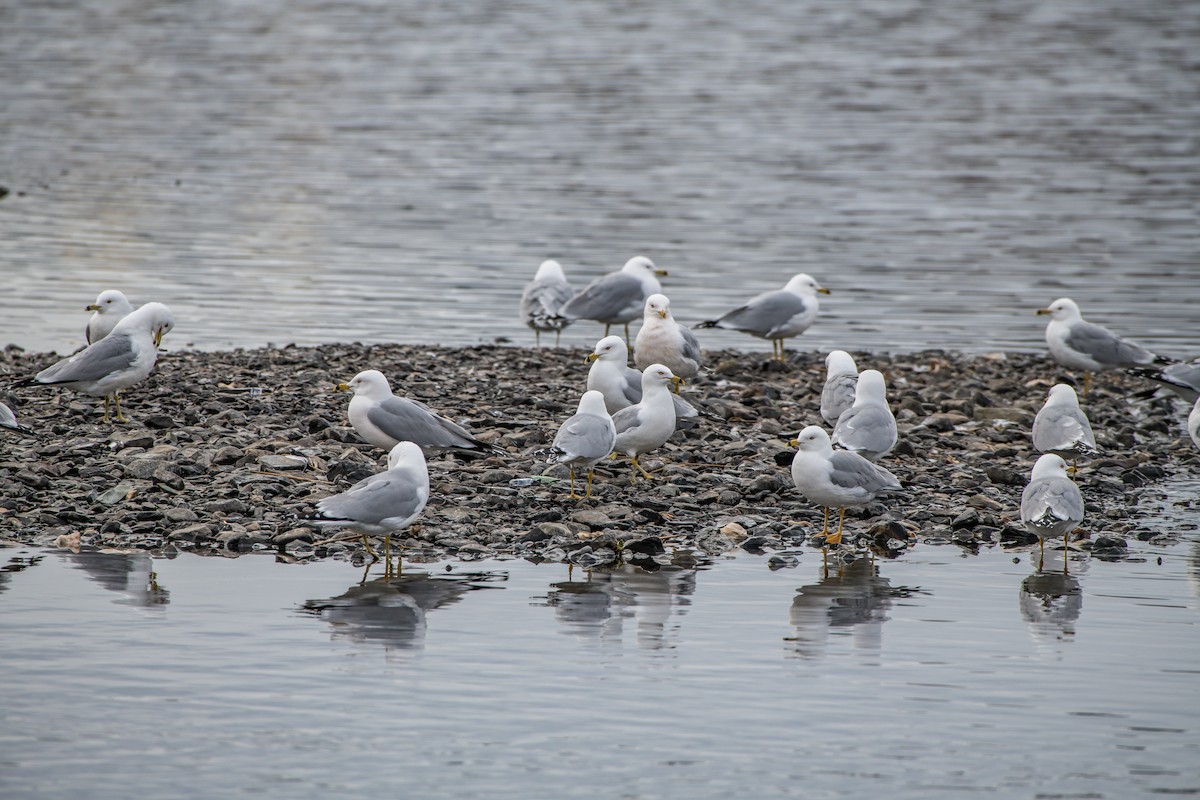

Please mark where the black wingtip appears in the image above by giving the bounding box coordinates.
[692,320,718,330]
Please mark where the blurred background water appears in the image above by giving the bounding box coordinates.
[1,0,1196,356]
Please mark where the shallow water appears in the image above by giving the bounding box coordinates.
[2,0,1197,356]
[3,524,1199,799]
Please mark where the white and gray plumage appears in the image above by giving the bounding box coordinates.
[1189,398,1200,450]
[13,301,175,423]
[1038,297,1165,393]
[336,369,495,455]
[1,401,36,435]
[85,289,135,344]
[693,273,829,362]
[1129,358,1200,403]
[820,350,859,426]
[789,425,901,545]
[586,335,698,419]
[831,369,897,461]
[550,390,617,499]
[611,364,683,482]
[309,441,430,560]
[633,294,702,379]
[519,259,575,347]
[1020,453,1084,563]
[1032,383,1098,463]
[559,255,668,342]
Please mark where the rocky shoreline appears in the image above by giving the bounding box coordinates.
[2,342,1197,568]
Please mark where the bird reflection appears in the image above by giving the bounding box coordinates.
[545,556,701,650]
[787,557,917,660]
[303,566,504,650]
[1019,549,1084,645]
[0,553,45,596]
[60,549,169,607]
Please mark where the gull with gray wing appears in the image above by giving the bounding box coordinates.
[586,335,698,419]
[694,273,828,362]
[831,369,897,461]
[634,294,702,379]
[519,259,575,347]
[559,256,667,343]
[550,390,617,499]
[1020,453,1084,566]
[1128,358,1200,403]
[1038,297,1166,393]
[1032,383,1097,465]
[1,401,36,436]
[611,364,682,483]
[820,350,859,426]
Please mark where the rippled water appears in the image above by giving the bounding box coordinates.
[2,531,1199,799]
[2,0,1197,356]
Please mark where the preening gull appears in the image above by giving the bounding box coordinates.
[308,441,429,561]
[1032,383,1097,465]
[611,364,682,483]
[559,256,667,343]
[633,294,702,379]
[14,302,175,423]
[694,273,828,361]
[85,290,135,345]
[1038,297,1166,393]
[1020,453,1084,565]
[519,259,574,347]
[550,390,617,499]
[820,350,859,426]
[831,369,897,461]
[789,425,901,546]
[336,369,496,455]
[586,335,698,419]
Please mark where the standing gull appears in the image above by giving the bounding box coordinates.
[308,441,430,563]
[13,302,175,423]
[549,390,617,499]
[1037,297,1166,393]
[694,273,829,362]
[789,426,901,546]
[611,364,682,483]
[831,369,897,461]
[820,350,859,426]
[633,294,702,379]
[1032,383,1098,467]
[559,256,668,343]
[1,401,36,435]
[85,290,135,344]
[1020,453,1084,566]
[336,369,496,455]
[586,335,698,419]
[519,259,575,347]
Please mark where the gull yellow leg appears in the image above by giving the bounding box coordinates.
[585,469,595,499]
[567,466,578,499]
[623,322,632,346]
[103,395,112,424]
[535,329,541,348]
[1082,372,1092,395]
[630,456,654,483]
[360,535,379,560]
[114,391,129,424]
[825,508,845,546]
[820,506,830,537]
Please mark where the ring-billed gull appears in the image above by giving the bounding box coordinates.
[1037,297,1166,393]
[694,274,829,362]
[831,369,897,461]
[612,364,682,482]
[14,302,174,423]
[1020,453,1084,565]
[519,259,574,347]
[85,290,134,345]
[559,256,668,343]
[1032,384,1098,466]
[336,369,497,455]
[1129,358,1200,403]
[820,350,858,426]
[1189,398,1200,449]
[1,401,35,435]
[308,441,429,562]
[633,294,702,379]
[585,335,698,419]
[789,425,901,546]
[550,390,617,499]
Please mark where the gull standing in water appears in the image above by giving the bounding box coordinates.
[559,256,668,343]
[694,273,829,362]
[789,426,901,546]
[611,364,682,483]
[585,335,698,419]
[85,290,135,345]
[831,369,897,461]
[14,302,175,423]
[1032,383,1098,468]
[820,350,859,426]
[1020,453,1084,568]
[1037,297,1166,393]
[633,294,702,380]
[549,390,617,499]
[519,259,574,347]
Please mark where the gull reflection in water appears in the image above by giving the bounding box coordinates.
[1019,548,1084,647]
[60,549,170,608]
[0,553,45,596]
[545,556,702,650]
[787,557,921,660]
[303,566,505,650]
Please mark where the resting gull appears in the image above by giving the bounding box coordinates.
[831,369,897,461]
[633,294,702,379]
[1020,453,1084,566]
[1032,383,1098,466]
[820,350,859,426]
[1038,297,1166,393]
[519,259,574,347]
[549,390,617,499]
[694,273,828,362]
[85,289,135,345]
[586,335,698,419]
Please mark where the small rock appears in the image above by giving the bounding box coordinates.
[258,454,310,471]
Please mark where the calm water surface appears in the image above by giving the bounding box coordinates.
[2,521,1199,799]
[2,0,1197,355]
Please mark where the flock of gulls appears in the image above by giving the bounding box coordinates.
[3,264,1198,567]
